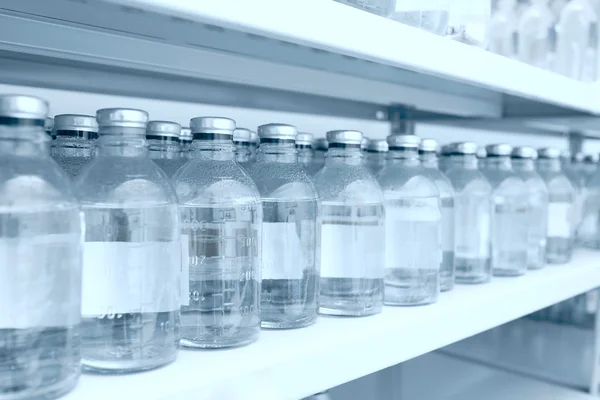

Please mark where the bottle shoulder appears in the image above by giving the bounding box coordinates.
[313,164,384,204]
[378,166,440,197]
[246,161,317,201]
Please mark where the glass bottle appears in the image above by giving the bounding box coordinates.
[511,146,548,269]
[444,142,492,284]
[377,134,441,306]
[246,123,320,328]
[562,150,585,242]
[489,0,517,58]
[76,108,180,372]
[0,95,82,398]
[44,116,54,139]
[518,0,553,68]
[147,120,184,178]
[296,132,314,171]
[582,153,598,183]
[233,127,253,165]
[361,137,369,151]
[363,139,389,177]
[419,139,455,292]
[51,114,98,179]
[249,130,259,162]
[179,127,193,160]
[174,117,262,347]
[308,138,328,176]
[313,130,385,316]
[555,0,595,78]
[480,144,528,276]
[537,148,576,262]
[438,144,453,173]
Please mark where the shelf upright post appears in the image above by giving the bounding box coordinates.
[590,288,600,396]
[389,105,417,135]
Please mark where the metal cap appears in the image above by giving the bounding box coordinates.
[583,153,599,163]
[250,131,259,145]
[511,146,537,159]
[296,132,314,146]
[258,123,297,140]
[387,134,421,148]
[96,108,148,129]
[538,147,561,159]
[314,138,329,151]
[365,139,388,152]
[326,130,362,145]
[180,127,192,142]
[146,120,181,138]
[419,138,439,152]
[190,116,235,135]
[0,94,48,120]
[53,114,98,133]
[485,144,512,156]
[234,128,252,143]
[452,142,478,155]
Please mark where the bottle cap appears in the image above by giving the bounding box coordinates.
[233,128,252,143]
[511,146,537,159]
[258,123,297,140]
[326,130,363,145]
[180,127,192,142]
[419,138,439,153]
[313,138,329,151]
[365,139,389,153]
[387,134,421,148]
[452,142,478,155]
[96,108,148,129]
[296,132,314,146]
[0,94,48,121]
[190,116,235,135]
[250,131,259,145]
[538,147,561,159]
[485,143,512,156]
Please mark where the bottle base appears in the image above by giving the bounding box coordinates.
[384,297,437,306]
[455,275,491,284]
[440,280,455,292]
[180,331,259,349]
[82,352,177,374]
[318,303,382,317]
[1,371,80,400]
[261,315,317,330]
[527,264,545,270]
[546,252,572,265]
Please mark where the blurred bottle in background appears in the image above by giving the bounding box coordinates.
[517,0,553,68]
[51,114,98,179]
[363,138,389,176]
[489,0,517,57]
[296,132,315,171]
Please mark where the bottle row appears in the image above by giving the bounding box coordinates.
[0,93,591,399]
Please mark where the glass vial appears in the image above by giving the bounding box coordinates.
[51,114,98,179]
[233,127,254,165]
[535,149,576,261]
[174,117,262,348]
[419,139,455,292]
[489,0,517,58]
[313,130,385,316]
[147,120,183,178]
[179,127,193,160]
[444,142,492,284]
[561,151,585,243]
[296,132,314,171]
[0,95,82,398]
[249,130,259,162]
[308,138,328,176]
[555,0,595,78]
[246,123,320,329]
[76,108,180,372]
[378,134,441,306]
[481,144,528,276]
[363,139,389,177]
[518,0,553,68]
[511,147,548,270]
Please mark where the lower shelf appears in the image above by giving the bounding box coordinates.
[441,318,594,391]
[329,352,596,400]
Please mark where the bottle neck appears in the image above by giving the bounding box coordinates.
[96,134,147,157]
[452,154,479,170]
[325,146,362,166]
[537,158,561,172]
[191,139,236,161]
[388,148,419,167]
[483,155,512,171]
[256,142,297,164]
[0,125,51,157]
[419,152,439,169]
[511,158,535,172]
[364,151,387,162]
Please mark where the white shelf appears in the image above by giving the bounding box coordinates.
[65,250,600,400]
[442,318,594,390]
[0,0,598,122]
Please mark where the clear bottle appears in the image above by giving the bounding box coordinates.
[419,139,455,292]
[246,123,320,328]
[444,142,492,284]
[582,153,598,183]
[480,144,528,276]
[518,0,553,68]
[313,130,385,316]
[296,132,314,171]
[0,95,82,398]
[438,144,453,173]
[511,146,548,270]
[249,130,259,162]
[562,150,585,241]
[76,108,180,372]
[233,127,253,165]
[147,120,184,178]
[377,134,441,306]
[555,0,595,78]
[179,127,193,160]
[363,139,389,177]
[489,0,517,57]
[44,116,54,139]
[174,117,262,347]
[390,0,450,35]
[537,148,576,262]
[308,138,328,176]
[51,114,98,179]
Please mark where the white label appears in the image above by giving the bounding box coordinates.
[454,195,490,259]
[441,206,454,252]
[262,222,305,280]
[320,222,384,279]
[547,202,572,238]
[82,241,180,316]
[180,234,190,306]
[0,233,82,329]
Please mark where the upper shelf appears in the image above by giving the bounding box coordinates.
[64,250,600,400]
[0,0,598,122]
